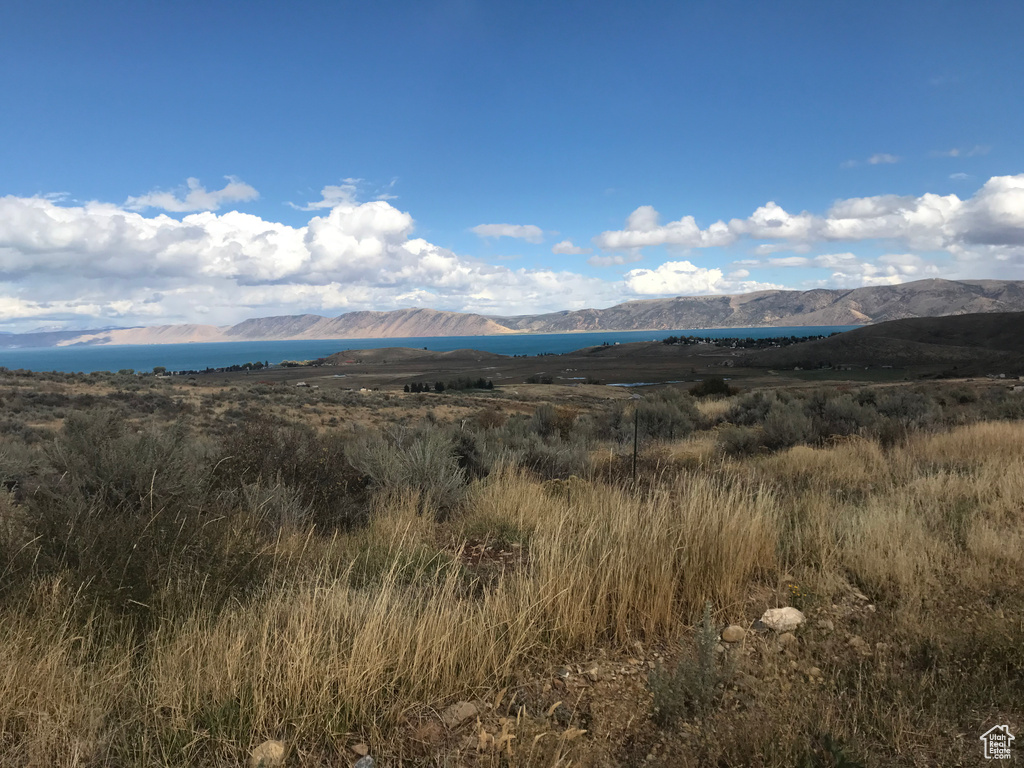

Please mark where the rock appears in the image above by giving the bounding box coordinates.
[714,642,726,654]
[556,666,572,679]
[354,758,375,768]
[817,619,834,632]
[585,666,601,683]
[250,740,286,768]
[778,632,798,649]
[721,625,745,643]
[441,701,479,729]
[411,720,445,751]
[808,666,822,678]
[351,743,370,757]
[759,607,805,633]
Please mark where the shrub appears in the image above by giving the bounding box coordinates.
[649,602,723,727]
[30,411,271,621]
[762,400,814,450]
[803,392,877,442]
[519,435,592,480]
[636,389,699,440]
[214,416,366,530]
[725,391,773,426]
[347,428,466,515]
[719,425,763,456]
[689,377,737,398]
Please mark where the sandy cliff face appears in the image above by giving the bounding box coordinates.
[56,325,230,346]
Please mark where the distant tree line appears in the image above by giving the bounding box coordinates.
[404,377,494,393]
[662,333,838,349]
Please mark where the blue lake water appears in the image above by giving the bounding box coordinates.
[0,326,860,373]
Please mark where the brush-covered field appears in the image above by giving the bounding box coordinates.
[1,368,1022,767]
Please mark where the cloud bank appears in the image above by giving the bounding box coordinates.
[1,174,1022,330]
[596,174,1024,256]
[0,191,614,328]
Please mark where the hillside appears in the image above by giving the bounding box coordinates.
[3,279,1024,348]
[496,279,1024,331]
[741,311,1024,373]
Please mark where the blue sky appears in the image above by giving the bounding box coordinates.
[1,0,1023,330]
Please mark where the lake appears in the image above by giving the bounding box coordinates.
[0,326,860,373]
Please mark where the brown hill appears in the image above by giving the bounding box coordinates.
[741,311,1024,374]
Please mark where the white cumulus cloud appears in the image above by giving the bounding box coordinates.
[595,174,1024,260]
[623,260,780,296]
[470,223,544,243]
[868,153,900,165]
[124,176,259,212]
[552,239,591,255]
[593,206,735,250]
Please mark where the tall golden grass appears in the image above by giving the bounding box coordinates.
[2,420,1023,765]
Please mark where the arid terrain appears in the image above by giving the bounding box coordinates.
[1,331,1023,767]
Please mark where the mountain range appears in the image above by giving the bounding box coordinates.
[2,279,1023,348]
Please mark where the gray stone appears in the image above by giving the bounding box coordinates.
[354,758,375,768]
[778,632,798,649]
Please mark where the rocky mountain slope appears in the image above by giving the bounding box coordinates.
[3,279,1023,348]
[496,279,1024,331]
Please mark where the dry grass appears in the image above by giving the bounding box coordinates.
[2,408,1023,766]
